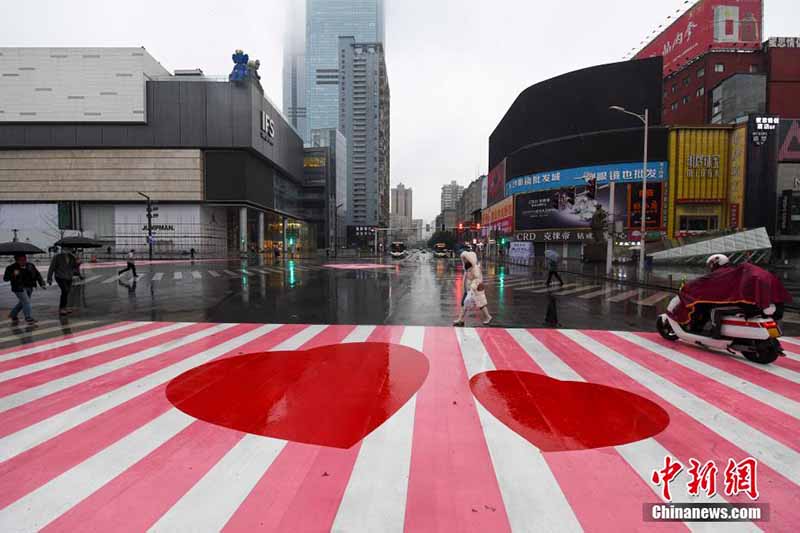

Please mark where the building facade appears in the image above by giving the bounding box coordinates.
[282,0,307,138]
[391,183,412,219]
[310,128,347,247]
[305,0,385,142]
[338,37,390,230]
[0,47,317,257]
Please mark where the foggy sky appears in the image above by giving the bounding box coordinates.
[1,0,796,223]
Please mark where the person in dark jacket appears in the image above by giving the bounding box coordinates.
[48,247,82,316]
[118,249,137,278]
[4,254,46,324]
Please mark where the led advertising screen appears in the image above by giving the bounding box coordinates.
[506,161,668,197]
[634,0,763,75]
[514,184,628,234]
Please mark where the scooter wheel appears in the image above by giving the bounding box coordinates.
[743,339,781,365]
[656,316,678,341]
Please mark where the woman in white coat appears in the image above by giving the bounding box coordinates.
[453,250,493,326]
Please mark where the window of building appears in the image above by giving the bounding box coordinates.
[683,77,690,86]
[682,95,689,104]
[696,87,705,97]
[749,64,759,73]
[697,67,705,78]
[679,216,719,232]
[714,63,724,73]
[671,102,679,111]
[58,202,77,230]
[671,85,677,94]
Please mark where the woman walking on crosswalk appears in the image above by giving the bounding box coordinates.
[453,250,493,327]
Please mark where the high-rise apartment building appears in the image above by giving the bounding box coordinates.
[282,1,306,136]
[305,0,385,142]
[391,183,412,219]
[338,37,390,228]
[441,180,464,211]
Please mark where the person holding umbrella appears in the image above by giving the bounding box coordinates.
[48,246,82,316]
[4,253,46,324]
[545,249,564,287]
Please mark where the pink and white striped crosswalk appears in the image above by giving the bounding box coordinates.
[0,321,798,532]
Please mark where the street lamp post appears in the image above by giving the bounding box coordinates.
[609,106,649,279]
[334,203,344,257]
[137,191,154,262]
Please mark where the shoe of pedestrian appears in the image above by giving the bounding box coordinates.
[452,320,465,327]
[9,315,19,325]
[59,309,69,316]
[25,318,37,325]
[483,316,494,326]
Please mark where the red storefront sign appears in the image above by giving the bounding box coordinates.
[635,0,763,75]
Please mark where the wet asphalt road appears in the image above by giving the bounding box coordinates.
[2,251,799,337]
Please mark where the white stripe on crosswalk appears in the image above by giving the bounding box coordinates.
[507,329,760,533]
[0,324,279,463]
[615,332,800,419]
[207,270,220,278]
[101,274,119,284]
[607,289,642,303]
[635,291,673,306]
[554,284,601,296]
[0,322,147,363]
[334,326,420,533]
[578,286,618,299]
[527,283,577,294]
[459,328,582,533]
[192,271,202,279]
[223,270,239,276]
[0,409,196,532]
[0,324,229,414]
[75,275,103,285]
[173,272,182,280]
[562,330,800,485]
[0,321,98,344]
[152,273,164,282]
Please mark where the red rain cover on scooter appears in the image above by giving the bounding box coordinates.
[668,263,793,324]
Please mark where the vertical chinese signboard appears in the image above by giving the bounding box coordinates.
[728,125,747,229]
[634,0,763,76]
[628,182,664,229]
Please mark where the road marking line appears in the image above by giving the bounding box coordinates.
[578,286,618,299]
[607,289,642,302]
[635,291,673,306]
[0,321,98,344]
[152,273,164,281]
[191,271,201,279]
[527,283,577,294]
[0,322,146,362]
[101,275,119,284]
[223,270,239,276]
[173,272,182,280]
[554,284,601,296]
[75,275,103,285]
[206,270,220,277]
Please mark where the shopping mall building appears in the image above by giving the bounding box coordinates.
[0,47,332,257]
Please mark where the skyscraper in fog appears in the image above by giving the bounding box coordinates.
[305,0,385,142]
[282,1,306,135]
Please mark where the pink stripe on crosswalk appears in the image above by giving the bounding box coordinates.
[0,324,298,510]
[0,322,154,372]
[0,324,248,439]
[221,324,363,532]
[774,354,800,373]
[0,323,205,399]
[533,329,800,532]
[478,328,685,532]
[403,327,511,532]
[593,331,800,452]
[0,321,133,357]
[638,332,800,403]
[41,422,244,532]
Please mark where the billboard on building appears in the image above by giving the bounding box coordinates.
[506,161,668,197]
[480,175,488,209]
[728,125,747,229]
[513,185,628,242]
[635,0,763,75]
[482,196,513,236]
[487,159,506,206]
[627,182,664,229]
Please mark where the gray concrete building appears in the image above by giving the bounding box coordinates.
[0,47,319,257]
[391,183,412,219]
[440,180,463,211]
[338,37,390,231]
[282,1,307,139]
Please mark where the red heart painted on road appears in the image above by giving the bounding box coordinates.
[470,371,669,452]
[166,343,429,449]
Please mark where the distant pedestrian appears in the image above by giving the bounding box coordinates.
[190,248,196,261]
[4,254,46,324]
[453,250,493,327]
[48,247,81,316]
[545,249,564,287]
[107,245,112,258]
[118,249,137,278]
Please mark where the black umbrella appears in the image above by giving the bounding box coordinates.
[0,241,46,255]
[55,236,104,249]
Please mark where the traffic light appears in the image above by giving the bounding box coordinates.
[476,223,481,230]
[586,177,596,199]
[146,203,159,219]
[288,237,295,246]
[426,224,430,232]
[458,223,463,230]
[500,237,507,246]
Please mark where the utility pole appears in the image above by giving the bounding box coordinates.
[137,192,157,262]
